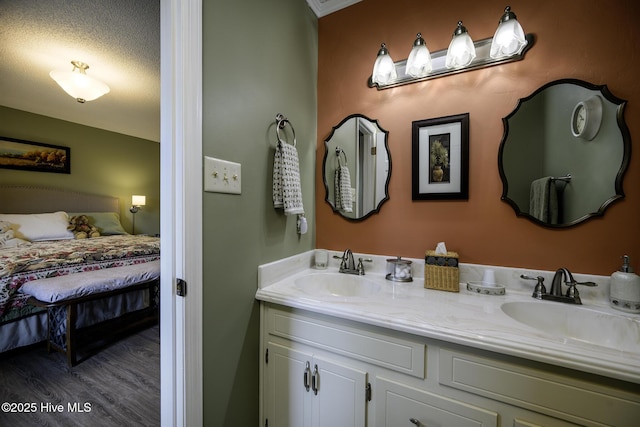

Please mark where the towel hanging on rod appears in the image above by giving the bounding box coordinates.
[529,177,558,224]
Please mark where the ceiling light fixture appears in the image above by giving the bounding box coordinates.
[50,60,110,103]
[368,6,534,90]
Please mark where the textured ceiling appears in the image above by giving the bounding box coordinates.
[0,0,160,142]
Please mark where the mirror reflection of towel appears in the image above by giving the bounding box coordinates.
[334,166,352,213]
[529,177,558,224]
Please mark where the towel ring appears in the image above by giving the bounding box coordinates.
[275,113,296,147]
[335,147,348,167]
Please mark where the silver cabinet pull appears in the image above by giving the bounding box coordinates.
[311,364,319,395]
[303,361,311,392]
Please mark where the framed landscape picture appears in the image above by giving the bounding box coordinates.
[0,136,70,174]
[412,113,469,200]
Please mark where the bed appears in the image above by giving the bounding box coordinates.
[0,185,160,365]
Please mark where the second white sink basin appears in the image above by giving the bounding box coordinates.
[501,301,640,353]
[294,273,381,298]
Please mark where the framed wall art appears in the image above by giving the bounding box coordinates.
[412,113,469,200]
[0,136,70,174]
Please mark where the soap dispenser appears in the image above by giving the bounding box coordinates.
[610,255,640,313]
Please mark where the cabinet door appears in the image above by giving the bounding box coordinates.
[265,342,313,427]
[312,355,367,427]
[376,377,498,427]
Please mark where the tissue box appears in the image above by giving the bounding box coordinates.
[424,250,459,292]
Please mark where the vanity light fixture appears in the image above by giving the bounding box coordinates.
[406,33,432,77]
[130,195,146,234]
[445,21,476,69]
[490,6,527,59]
[368,6,534,90]
[371,43,397,85]
[50,60,110,103]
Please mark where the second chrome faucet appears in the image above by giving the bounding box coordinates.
[522,268,597,304]
[520,268,598,304]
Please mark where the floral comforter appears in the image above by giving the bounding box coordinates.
[0,235,160,320]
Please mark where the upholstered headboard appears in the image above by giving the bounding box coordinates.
[0,185,119,214]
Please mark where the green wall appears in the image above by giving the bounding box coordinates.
[202,0,317,425]
[0,106,160,235]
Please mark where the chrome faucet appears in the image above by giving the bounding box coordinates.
[522,268,597,305]
[340,249,356,273]
[333,249,372,275]
[550,268,574,297]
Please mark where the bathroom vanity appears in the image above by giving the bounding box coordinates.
[256,251,640,427]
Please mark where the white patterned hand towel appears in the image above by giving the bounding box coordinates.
[273,141,304,215]
[334,165,353,213]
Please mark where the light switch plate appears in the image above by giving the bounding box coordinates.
[204,156,241,194]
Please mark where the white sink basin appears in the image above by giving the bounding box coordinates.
[501,301,640,353]
[294,273,381,298]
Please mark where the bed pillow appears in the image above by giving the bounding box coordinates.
[0,211,74,241]
[68,212,129,235]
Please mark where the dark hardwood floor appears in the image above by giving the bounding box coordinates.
[0,325,160,427]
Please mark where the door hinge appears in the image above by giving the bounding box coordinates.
[265,348,269,364]
[176,278,187,297]
[365,382,372,402]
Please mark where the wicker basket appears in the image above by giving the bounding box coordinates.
[424,250,459,292]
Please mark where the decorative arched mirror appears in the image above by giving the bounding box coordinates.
[499,79,630,227]
[323,114,391,220]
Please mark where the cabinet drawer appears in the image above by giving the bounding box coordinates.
[513,417,579,427]
[439,348,640,427]
[267,306,425,378]
[376,377,498,427]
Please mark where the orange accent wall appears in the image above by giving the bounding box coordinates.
[316,0,640,275]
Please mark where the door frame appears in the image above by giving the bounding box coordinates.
[160,0,203,425]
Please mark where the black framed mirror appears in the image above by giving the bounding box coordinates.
[499,79,630,227]
[322,114,391,221]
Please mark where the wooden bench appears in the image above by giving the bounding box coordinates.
[23,262,160,366]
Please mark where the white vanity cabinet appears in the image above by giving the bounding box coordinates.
[260,303,494,427]
[260,303,640,427]
[264,341,367,427]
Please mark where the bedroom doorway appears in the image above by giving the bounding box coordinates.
[159,0,204,425]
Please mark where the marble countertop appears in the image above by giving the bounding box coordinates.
[256,250,640,384]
